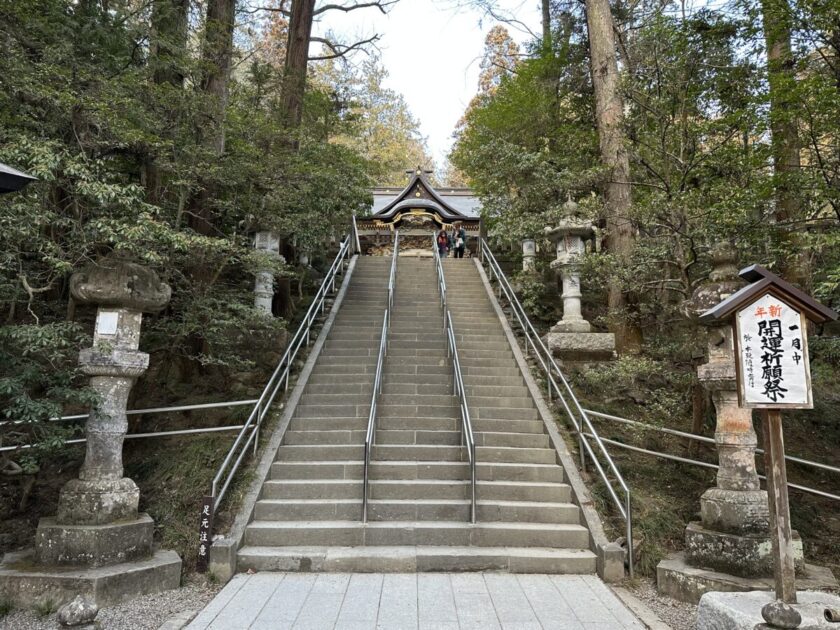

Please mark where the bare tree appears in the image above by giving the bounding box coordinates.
[278,0,397,140]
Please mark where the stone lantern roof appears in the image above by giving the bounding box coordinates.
[70,257,171,313]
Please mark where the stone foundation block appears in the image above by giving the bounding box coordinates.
[0,548,181,608]
[35,514,154,567]
[544,332,616,360]
[685,521,803,578]
[697,590,840,630]
[656,552,837,605]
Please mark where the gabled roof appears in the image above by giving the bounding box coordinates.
[371,169,478,223]
[0,162,37,194]
[700,264,838,324]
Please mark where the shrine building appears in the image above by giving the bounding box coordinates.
[356,168,484,256]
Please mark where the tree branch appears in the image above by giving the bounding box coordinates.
[309,34,380,60]
[313,0,398,16]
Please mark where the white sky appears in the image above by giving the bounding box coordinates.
[319,0,542,166]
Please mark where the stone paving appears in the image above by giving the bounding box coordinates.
[186,572,645,629]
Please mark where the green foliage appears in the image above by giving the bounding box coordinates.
[577,356,692,426]
[0,323,96,470]
[0,1,411,470]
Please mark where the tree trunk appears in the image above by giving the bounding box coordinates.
[281,0,316,138]
[200,0,236,156]
[541,0,552,56]
[189,0,236,237]
[151,0,188,88]
[144,0,189,206]
[760,0,808,287]
[583,0,641,352]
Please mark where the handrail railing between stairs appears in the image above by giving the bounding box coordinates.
[480,239,634,577]
[433,244,477,523]
[362,230,399,521]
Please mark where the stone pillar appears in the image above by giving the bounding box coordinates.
[522,238,536,272]
[543,198,615,361]
[35,259,172,566]
[254,230,281,314]
[683,243,804,576]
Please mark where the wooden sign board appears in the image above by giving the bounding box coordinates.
[196,495,214,573]
[734,292,812,409]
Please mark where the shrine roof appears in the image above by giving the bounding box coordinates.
[367,169,481,222]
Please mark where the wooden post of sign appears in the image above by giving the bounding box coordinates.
[761,409,797,604]
[196,495,214,573]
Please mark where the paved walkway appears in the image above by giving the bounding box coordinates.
[186,572,645,630]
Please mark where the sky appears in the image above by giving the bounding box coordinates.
[319,0,542,167]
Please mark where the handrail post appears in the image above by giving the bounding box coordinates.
[626,494,634,578]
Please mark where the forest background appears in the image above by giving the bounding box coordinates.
[1,0,839,576]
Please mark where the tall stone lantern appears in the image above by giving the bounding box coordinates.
[544,198,616,362]
[521,238,536,272]
[253,230,282,314]
[657,243,807,602]
[0,258,182,607]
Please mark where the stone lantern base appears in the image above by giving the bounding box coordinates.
[0,548,181,608]
[544,329,617,362]
[657,552,837,605]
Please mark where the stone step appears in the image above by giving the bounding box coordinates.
[313,357,378,366]
[460,366,523,377]
[376,429,462,445]
[253,499,579,524]
[294,404,368,418]
[276,444,364,461]
[236,545,597,573]
[475,431,549,449]
[271,461,363,480]
[473,407,538,421]
[473,418,545,434]
[476,446,556,464]
[261,479,362,500]
[467,395,535,409]
[372,445,465,461]
[298,393,374,406]
[282,430,365,445]
[368,480,469,500]
[243,520,590,548]
[270,460,565,483]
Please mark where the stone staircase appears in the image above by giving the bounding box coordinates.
[236,255,596,573]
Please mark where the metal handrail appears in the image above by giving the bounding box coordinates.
[584,409,840,496]
[433,245,477,523]
[480,239,634,576]
[363,309,389,521]
[352,214,362,255]
[0,399,259,427]
[209,236,353,515]
[582,432,840,502]
[362,231,399,521]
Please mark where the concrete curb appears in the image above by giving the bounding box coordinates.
[208,255,359,581]
[611,586,674,630]
[472,258,626,582]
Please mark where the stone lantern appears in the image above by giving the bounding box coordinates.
[521,238,536,272]
[657,243,810,602]
[543,198,615,361]
[0,258,181,607]
[253,230,282,314]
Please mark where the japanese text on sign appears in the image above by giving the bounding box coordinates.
[736,294,810,407]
